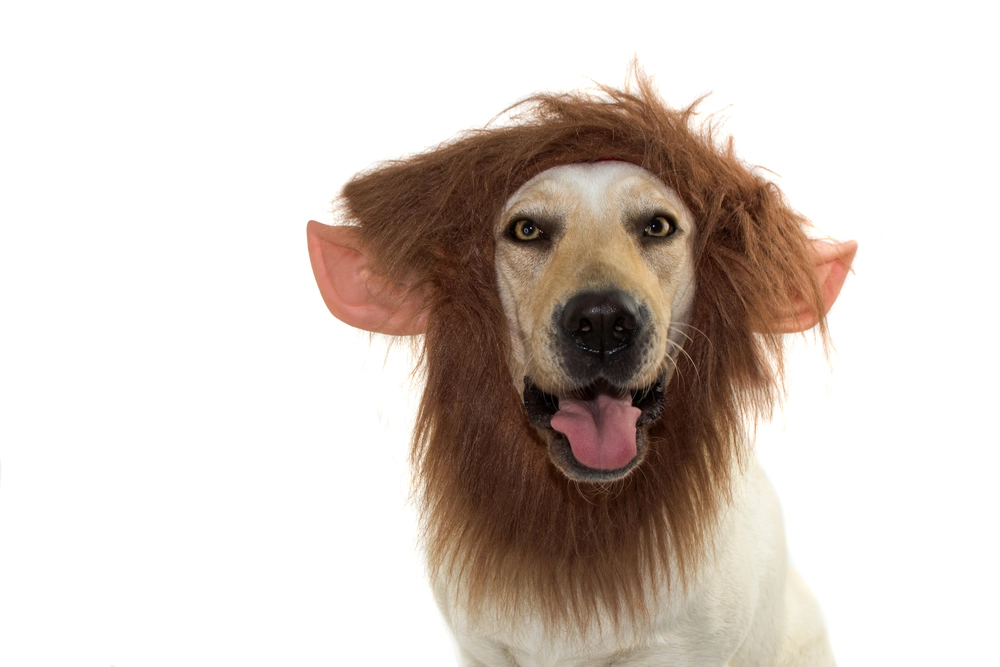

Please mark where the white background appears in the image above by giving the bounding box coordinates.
[2,1,997,665]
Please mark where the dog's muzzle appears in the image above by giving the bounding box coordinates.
[523,290,666,481]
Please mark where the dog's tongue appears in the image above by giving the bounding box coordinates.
[550,394,641,470]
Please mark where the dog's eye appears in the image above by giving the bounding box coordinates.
[644,215,677,238]
[510,219,543,241]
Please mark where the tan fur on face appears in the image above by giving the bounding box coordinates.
[495,162,696,396]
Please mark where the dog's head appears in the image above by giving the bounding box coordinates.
[309,159,854,484]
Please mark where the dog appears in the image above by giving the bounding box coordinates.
[307,75,856,666]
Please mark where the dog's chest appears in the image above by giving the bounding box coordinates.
[449,595,752,667]
[436,463,782,667]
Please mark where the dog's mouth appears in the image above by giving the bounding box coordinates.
[523,377,666,479]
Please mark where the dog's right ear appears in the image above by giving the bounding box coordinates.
[306,220,429,335]
[773,239,858,333]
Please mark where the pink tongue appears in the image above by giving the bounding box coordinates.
[550,394,641,470]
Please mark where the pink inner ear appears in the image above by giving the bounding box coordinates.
[306,221,428,335]
[775,239,858,334]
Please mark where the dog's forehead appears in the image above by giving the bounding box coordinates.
[500,162,683,220]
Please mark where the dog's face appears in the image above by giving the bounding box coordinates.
[494,162,697,482]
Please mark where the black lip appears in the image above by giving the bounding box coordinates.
[522,376,666,430]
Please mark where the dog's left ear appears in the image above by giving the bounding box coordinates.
[775,239,858,333]
[306,220,429,335]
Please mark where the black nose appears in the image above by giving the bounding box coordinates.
[561,291,641,358]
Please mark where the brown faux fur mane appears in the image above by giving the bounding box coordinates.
[337,72,826,631]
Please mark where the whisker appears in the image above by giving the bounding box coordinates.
[671,322,712,351]
[666,338,699,380]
